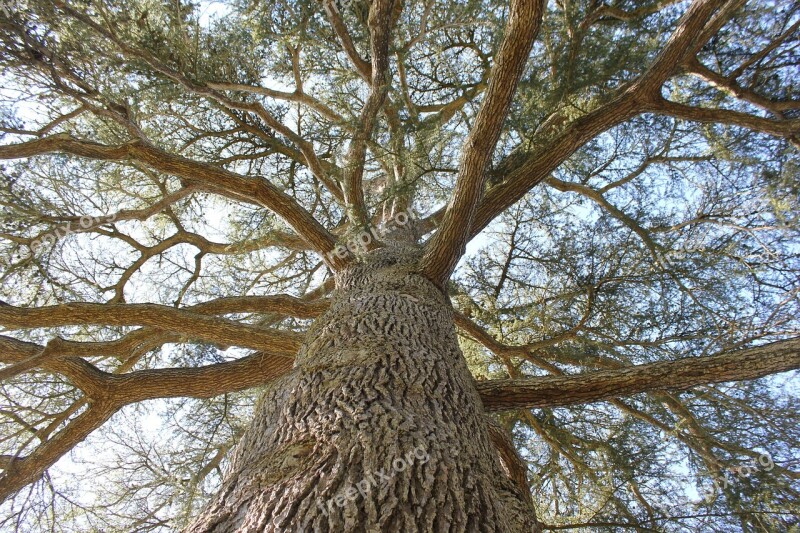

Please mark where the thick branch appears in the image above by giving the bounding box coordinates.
[341,0,398,229]
[419,0,545,286]
[469,0,738,241]
[0,341,298,502]
[470,94,644,238]
[103,351,295,403]
[630,0,737,95]
[0,348,295,503]
[477,338,800,411]
[0,302,303,355]
[322,0,372,81]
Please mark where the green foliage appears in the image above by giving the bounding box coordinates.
[0,0,798,530]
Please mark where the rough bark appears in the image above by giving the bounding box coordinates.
[187,246,539,532]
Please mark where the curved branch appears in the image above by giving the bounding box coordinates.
[685,57,800,116]
[0,339,299,502]
[629,0,739,96]
[0,348,296,503]
[0,136,344,268]
[50,1,343,202]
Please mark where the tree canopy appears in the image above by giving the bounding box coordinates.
[0,0,799,530]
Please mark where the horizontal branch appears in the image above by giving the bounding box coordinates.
[652,97,800,146]
[477,338,800,411]
[0,302,303,355]
[206,82,345,124]
[106,351,295,403]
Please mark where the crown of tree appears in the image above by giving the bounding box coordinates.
[0,0,798,531]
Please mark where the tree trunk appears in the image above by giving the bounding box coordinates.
[187,246,539,532]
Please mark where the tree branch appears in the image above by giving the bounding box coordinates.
[0,302,303,355]
[419,0,545,287]
[652,96,800,148]
[684,57,800,116]
[206,82,345,124]
[468,0,744,240]
[0,348,295,503]
[477,338,800,411]
[103,351,295,403]
[0,400,119,504]
[0,135,345,268]
[629,0,739,96]
[341,0,399,229]
[50,1,344,201]
[322,0,373,81]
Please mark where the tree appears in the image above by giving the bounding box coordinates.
[0,0,798,530]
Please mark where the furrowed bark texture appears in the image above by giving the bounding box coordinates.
[187,246,538,532]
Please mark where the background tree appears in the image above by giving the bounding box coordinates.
[0,0,799,530]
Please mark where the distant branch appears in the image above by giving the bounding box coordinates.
[652,96,800,148]
[206,82,345,124]
[322,0,373,81]
[341,0,399,229]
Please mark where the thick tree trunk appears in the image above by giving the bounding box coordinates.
[187,246,538,532]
